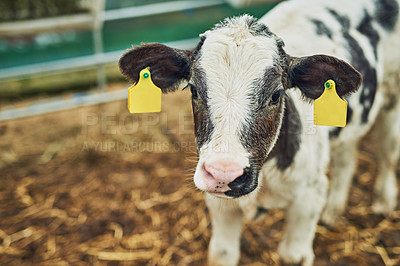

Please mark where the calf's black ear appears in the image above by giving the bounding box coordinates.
[119,43,192,93]
[288,55,362,99]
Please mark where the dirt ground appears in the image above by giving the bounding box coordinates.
[0,83,399,265]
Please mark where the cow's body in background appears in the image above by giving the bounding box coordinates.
[264,0,400,225]
[119,0,400,265]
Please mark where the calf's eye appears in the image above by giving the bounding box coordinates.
[270,90,282,105]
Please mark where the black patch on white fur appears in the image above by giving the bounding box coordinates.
[357,10,380,59]
[328,9,377,124]
[310,19,333,39]
[374,0,399,31]
[191,66,214,149]
[191,66,209,105]
[246,16,273,37]
[276,39,290,89]
[269,97,301,170]
[328,8,350,29]
[191,35,206,62]
[238,84,286,193]
[190,37,214,148]
[255,67,283,110]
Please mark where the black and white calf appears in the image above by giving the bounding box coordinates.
[119,0,400,264]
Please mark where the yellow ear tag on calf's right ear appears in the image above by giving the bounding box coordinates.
[128,68,161,113]
[314,80,348,127]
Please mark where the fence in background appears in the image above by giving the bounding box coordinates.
[0,38,197,121]
[0,0,225,122]
[0,0,107,88]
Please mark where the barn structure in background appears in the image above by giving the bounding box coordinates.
[2,0,276,121]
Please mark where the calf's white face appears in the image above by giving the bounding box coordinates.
[190,17,287,197]
[119,15,362,198]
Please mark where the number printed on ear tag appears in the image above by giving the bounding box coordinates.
[314,80,348,127]
[128,68,161,113]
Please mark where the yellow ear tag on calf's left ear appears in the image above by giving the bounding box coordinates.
[314,80,348,127]
[128,68,161,113]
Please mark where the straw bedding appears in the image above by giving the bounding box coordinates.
[0,85,399,265]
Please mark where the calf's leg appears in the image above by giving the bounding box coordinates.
[321,141,358,226]
[278,175,328,266]
[372,100,400,214]
[206,195,243,266]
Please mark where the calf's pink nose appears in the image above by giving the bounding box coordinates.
[204,161,243,183]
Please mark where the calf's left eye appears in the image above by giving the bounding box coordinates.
[270,90,283,105]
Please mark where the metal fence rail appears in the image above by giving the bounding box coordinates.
[0,38,198,122]
[104,0,224,21]
[0,0,224,83]
[0,89,127,122]
[0,38,198,82]
[0,1,225,122]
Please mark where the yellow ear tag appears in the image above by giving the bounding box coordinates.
[314,80,348,127]
[128,68,161,113]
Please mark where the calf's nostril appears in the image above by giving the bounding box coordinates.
[228,170,250,191]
